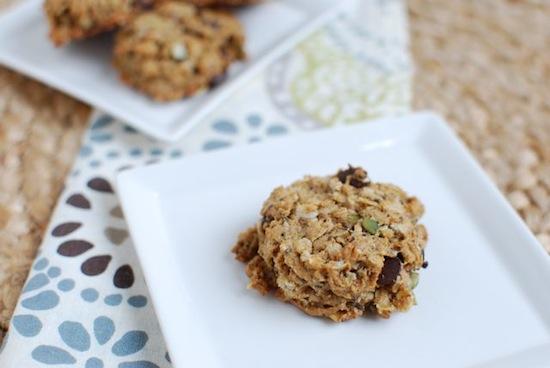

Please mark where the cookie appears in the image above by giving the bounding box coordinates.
[44,0,153,46]
[232,166,429,322]
[175,0,259,7]
[113,1,245,101]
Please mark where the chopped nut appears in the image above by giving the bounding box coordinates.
[78,17,93,29]
[171,43,187,61]
[326,243,342,255]
[296,206,318,220]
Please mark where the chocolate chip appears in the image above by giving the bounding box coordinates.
[133,0,155,10]
[337,166,356,184]
[377,257,401,287]
[204,19,221,30]
[336,165,370,187]
[261,216,274,227]
[350,178,368,188]
[209,73,228,89]
[397,253,405,263]
[421,250,428,268]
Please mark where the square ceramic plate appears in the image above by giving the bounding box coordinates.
[117,113,550,368]
[0,0,351,142]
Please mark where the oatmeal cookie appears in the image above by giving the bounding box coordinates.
[113,1,245,101]
[232,166,429,322]
[175,0,259,7]
[44,0,154,46]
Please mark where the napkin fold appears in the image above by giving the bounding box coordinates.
[0,1,411,366]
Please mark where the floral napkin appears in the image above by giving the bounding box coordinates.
[0,1,411,366]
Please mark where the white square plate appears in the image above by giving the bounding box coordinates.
[117,113,550,368]
[0,0,350,141]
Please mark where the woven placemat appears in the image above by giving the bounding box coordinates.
[410,0,550,246]
[0,0,548,344]
[0,66,90,341]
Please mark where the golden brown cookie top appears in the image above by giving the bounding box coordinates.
[113,1,245,101]
[233,167,428,322]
